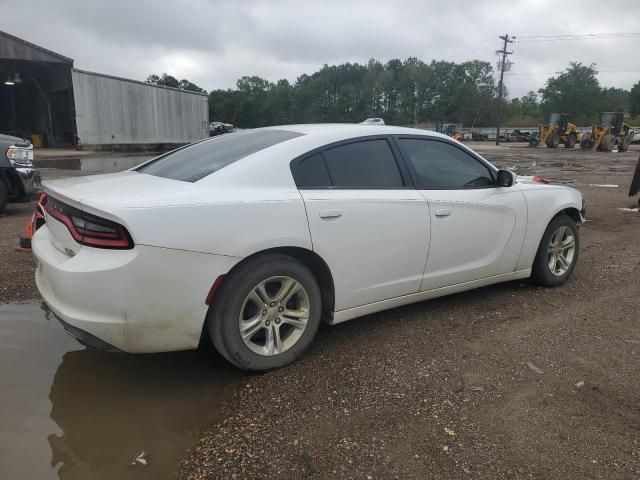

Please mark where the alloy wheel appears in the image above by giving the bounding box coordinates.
[547,226,576,276]
[238,276,310,356]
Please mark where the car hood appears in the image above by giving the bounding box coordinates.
[516,175,546,185]
[0,133,30,146]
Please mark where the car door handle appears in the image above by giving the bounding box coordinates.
[319,209,343,219]
[434,208,452,217]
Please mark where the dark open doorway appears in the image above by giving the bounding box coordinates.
[0,60,76,146]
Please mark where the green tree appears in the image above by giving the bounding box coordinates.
[146,73,206,93]
[538,63,601,124]
[629,81,640,117]
[600,87,629,112]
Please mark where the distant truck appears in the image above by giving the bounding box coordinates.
[359,118,385,125]
[503,129,532,142]
[0,134,40,213]
[209,122,235,136]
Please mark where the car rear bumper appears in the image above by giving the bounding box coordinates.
[32,225,241,353]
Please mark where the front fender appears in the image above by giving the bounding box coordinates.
[516,186,583,270]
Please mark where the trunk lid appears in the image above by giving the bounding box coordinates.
[42,171,196,255]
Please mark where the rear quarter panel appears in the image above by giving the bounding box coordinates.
[103,186,313,258]
[516,185,583,270]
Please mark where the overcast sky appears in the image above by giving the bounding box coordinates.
[2,0,639,98]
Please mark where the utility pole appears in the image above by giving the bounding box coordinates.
[495,34,514,145]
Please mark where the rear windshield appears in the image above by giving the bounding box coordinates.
[137,129,303,182]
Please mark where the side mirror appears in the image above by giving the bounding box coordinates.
[497,169,515,187]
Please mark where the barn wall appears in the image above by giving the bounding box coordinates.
[71,69,208,147]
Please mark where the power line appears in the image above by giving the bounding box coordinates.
[515,32,640,43]
[505,68,640,76]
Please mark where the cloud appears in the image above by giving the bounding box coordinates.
[1,0,639,97]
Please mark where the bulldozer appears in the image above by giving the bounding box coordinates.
[529,113,579,148]
[579,112,635,152]
[436,121,464,141]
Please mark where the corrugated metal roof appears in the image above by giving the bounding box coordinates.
[72,68,207,97]
[0,30,73,64]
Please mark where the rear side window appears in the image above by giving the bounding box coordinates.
[399,139,495,189]
[291,153,332,188]
[292,139,404,189]
[138,129,303,182]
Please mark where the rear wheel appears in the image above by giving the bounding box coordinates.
[546,132,560,148]
[531,215,579,287]
[0,178,8,214]
[618,134,631,152]
[564,133,577,148]
[207,254,322,371]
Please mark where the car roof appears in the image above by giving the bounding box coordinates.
[262,123,451,141]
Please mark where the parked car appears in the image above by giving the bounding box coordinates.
[209,122,224,136]
[505,129,532,142]
[33,125,584,371]
[209,121,235,136]
[0,134,40,213]
[359,118,385,125]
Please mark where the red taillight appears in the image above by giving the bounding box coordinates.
[44,196,133,249]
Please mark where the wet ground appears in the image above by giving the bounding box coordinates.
[0,303,242,480]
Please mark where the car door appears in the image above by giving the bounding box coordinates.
[291,137,430,311]
[395,136,527,291]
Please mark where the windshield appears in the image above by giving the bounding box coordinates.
[138,129,304,182]
[549,113,561,125]
[599,113,617,126]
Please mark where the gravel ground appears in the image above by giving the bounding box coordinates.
[179,145,640,479]
[0,169,85,303]
[1,146,639,479]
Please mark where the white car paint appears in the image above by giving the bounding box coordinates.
[32,124,584,354]
[301,188,429,310]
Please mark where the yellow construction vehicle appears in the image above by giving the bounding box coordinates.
[580,112,635,152]
[529,113,579,148]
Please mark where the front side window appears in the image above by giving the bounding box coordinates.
[399,139,494,189]
[138,129,303,182]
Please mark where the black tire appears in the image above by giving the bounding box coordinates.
[531,215,579,287]
[618,135,631,152]
[599,134,614,152]
[580,133,592,150]
[207,254,322,371]
[564,133,577,148]
[529,136,540,147]
[546,133,560,148]
[0,178,8,214]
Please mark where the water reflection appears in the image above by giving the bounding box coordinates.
[0,303,242,480]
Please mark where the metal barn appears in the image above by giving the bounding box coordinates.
[0,30,208,149]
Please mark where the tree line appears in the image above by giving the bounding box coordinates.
[147,61,640,128]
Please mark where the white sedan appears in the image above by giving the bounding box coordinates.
[33,124,584,371]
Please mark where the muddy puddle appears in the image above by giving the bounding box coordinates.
[0,303,243,479]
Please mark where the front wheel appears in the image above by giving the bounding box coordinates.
[546,132,560,148]
[564,133,577,148]
[531,215,579,287]
[207,254,322,371]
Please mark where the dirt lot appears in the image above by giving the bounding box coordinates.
[1,145,640,479]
